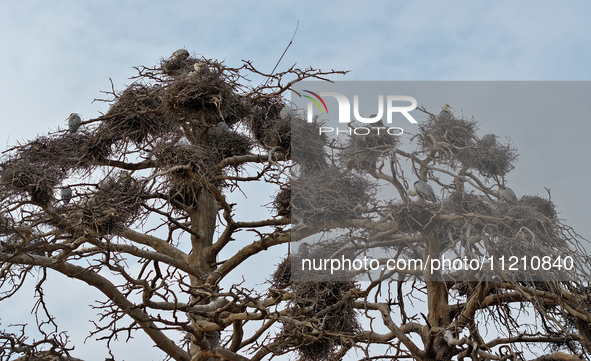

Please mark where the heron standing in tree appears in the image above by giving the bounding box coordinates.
[298,242,310,258]
[61,186,72,204]
[480,134,500,147]
[438,104,453,121]
[280,106,294,120]
[171,49,189,60]
[499,185,518,204]
[67,113,81,133]
[414,180,437,202]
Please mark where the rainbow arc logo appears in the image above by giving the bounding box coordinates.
[303,90,329,114]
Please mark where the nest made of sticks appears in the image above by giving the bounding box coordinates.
[340,122,400,171]
[276,280,360,361]
[59,173,144,234]
[11,131,117,173]
[272,185,291,219]
[152,141,215,181]
[204,128,252,164]
[291,168,373,226]
[291,117,328,170]
[248,100,291,152]
[388,202,441,233]
[162,58,247,126]
[1,152,66,205]
[102,83,174,145]
[444,191,493,215]
[419,114,478,162]
[457,144,518,178]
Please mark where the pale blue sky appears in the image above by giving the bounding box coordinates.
[1,1,590,360]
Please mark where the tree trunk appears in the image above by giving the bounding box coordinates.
[188,189,220,360]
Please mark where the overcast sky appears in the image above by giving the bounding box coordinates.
[1,1,590,360]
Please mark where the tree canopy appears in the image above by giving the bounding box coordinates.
[0,51,590,361]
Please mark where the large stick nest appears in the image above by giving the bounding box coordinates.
[291,117,328,170]
[161,58,248,128]
[419,114,477,160]
[248,100,290,152]
[388,202,442,233]
[291,168,374,226]
[1,152,65,205]
[101,83,174,145]
[55,173,144,234]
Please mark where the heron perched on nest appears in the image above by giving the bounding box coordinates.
[480,133,500,147]
[499,185,518,203]
[211,122,229,135]
[280,107,294,120]
[67,113,81,133]
[61,186,72,204]
[170,48,189,60]
[298,242,310,257]
[414,180,437,202]
[437,104,453,121]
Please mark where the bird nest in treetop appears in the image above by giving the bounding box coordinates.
[269,253,360,361]
[444,191,493,216]
[1,153,65,205]
[162,59,248,127]
[276,280,360,361]
[457,145,518,178]
[491,199,559,244]
[203,128,252,165]
[102,84,174,145]
[248,100,291,152]
[291,118,327,170]
[16,132,116,171]
[55,173,144,235]
[419,113,478,159]
[152,141,216,181]
[388,202,441,233]
[270,239,360,361]
[272,185,291,219]
[291,168,374,226]
[340,123,400,172]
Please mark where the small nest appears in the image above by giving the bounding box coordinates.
[389,202,440,232]
[1,155,65,205]
[444,191,492,215]
[285,281,360,361]
[520,195,557,219]
[167,180,203,209]
[152,141,216,182]
[458,145,518,178]
[248,100,291,151]
[272,185,291,218]
[204,129,252,164]
[419,114,478,162]
[340,124,399,172]
[492,202,556,240]
[102,83,172,145]
[271,255,291,289]
[291,168,373,226]
[291,117,327,170]
[161,55,200,78]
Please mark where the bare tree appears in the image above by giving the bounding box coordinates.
[0,52,590,361]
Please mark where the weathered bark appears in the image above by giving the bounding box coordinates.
[188,189,220,360]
